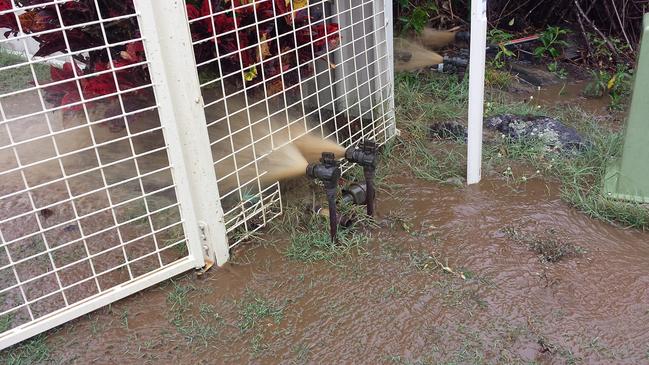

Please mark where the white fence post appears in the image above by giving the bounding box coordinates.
[135,0,230,266]
[467,0,487,185]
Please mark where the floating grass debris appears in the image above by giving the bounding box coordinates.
[503,226,584,263]
[237,290,284,333]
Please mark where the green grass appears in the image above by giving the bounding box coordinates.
[549,120,649,228]
[167,281,195,318]
[237,290,284,332]
[284,214,370,262]
[485,135,547,163]
[250,333,268,357]
[392,72,471,185]
[485,96,548,118]
[401,139,465,184]
[394,70,649,230]
[0,49,50,94]
[176,317,220,347]
[0,313,13,333]
[395,72,468,130]
[489,115,649,229]
[0,335,50,365]
[165,281,221,347]
[394,71,540,186]
[268,193,376,263]
[160,224,188,257]
[485,66,516,90]
[120,308,129,329]
[291,343,311,363]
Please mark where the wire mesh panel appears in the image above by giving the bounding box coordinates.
[0,0,394,348]
[187,0,395,245]
[0,0,206,348]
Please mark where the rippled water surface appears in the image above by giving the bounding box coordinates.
[3,172,645,365]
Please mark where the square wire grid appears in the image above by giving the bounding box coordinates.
[187,0,394,247]
[0,0,191,333]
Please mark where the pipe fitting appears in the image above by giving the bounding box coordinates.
[455,31,470,43]
[341,182,367,205]
[306,152,341,189]
[306,152,342,242]
[345,140,378,169]
[345,140,378,217]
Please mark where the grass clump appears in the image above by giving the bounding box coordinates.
[0,49,49,94]
[485,67,516,90]
[250,333,268,357]
[525,120,647,229]
[176,317,220,347]
[284,215,369,262]
[394,70,649,229]
[551,124,649,228]
[393,72,469,185]
[395,72,468,128]
[504,226,584,263]
[0,313,13,333]
[165,281,220,347]
[0,335,50,365]
[481,103,649,229]
[273,199,374,263]
[401,139,465,184]
[237,290,284,332]
[167,281,196,319]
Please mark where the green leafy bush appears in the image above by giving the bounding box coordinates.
[397,0,438,34]
[583,65,633,110]
[534,26,570,59]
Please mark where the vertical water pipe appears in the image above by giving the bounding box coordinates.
[467,0,487,185]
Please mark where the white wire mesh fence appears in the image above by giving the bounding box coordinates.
[188,0,394,246]
[0,0,208,348]
[0,0,394,349]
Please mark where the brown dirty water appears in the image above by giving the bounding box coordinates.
[201,87,349,196]
[394,29,461,73]
[394,38,444,73]
[522,80,614,117]
[14,172,649,364]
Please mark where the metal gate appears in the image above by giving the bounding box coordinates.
[186,0,395,246]
[0,0,394,349]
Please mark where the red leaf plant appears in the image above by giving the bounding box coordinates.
[1,0,340,124]
[0,0,19,37]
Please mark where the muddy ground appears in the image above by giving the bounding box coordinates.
[6,173,649,365]
[3,65,649,364]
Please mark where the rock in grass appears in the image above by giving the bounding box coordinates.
[484,114,584,150]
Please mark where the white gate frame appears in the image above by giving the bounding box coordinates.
[136,0,230,266]
[1,0,398,349]
[0,0,229,350]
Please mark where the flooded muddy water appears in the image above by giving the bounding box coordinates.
[533,81,613,116]
[18,172,649,364]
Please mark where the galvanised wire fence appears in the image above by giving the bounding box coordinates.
[0,0,394,348]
